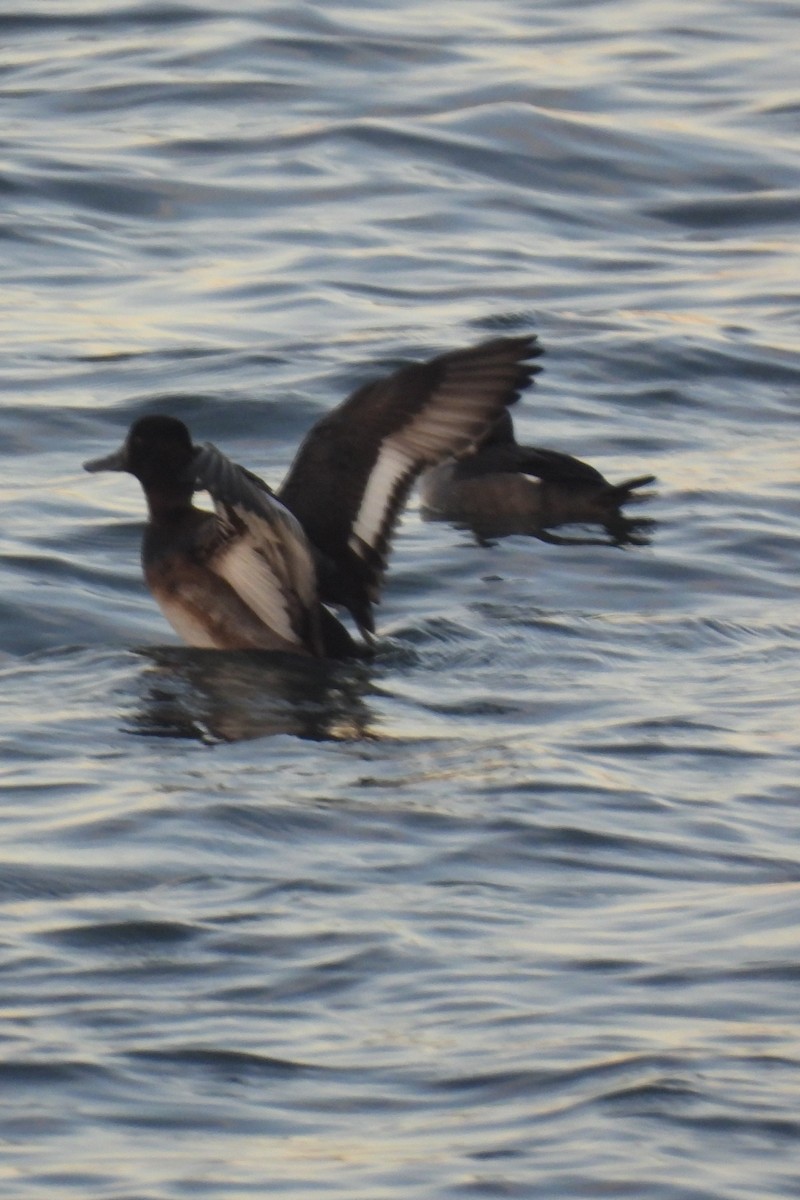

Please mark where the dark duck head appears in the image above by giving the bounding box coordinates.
[85,415,196,515]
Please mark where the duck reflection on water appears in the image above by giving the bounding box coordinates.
[129,646,376,743]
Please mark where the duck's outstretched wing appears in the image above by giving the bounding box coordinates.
[278,335,542,634]
[188,442,325,654]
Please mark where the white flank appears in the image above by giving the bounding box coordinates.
[349,442,412,556]
[155,595,221,649]
[270,507,319,611]
[213,540,300,645]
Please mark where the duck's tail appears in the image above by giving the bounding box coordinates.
[603,474,657,505]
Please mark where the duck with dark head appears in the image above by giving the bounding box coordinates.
[419,408,655,545]
[84,336,541,657]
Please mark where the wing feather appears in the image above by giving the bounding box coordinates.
[187,444,323,652]
[279,335,541,627]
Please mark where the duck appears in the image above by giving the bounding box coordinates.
[419,409,654,544]
[84,335,541,656]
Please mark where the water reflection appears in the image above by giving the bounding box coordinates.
[129,647,376,743]
[423,505,656,549]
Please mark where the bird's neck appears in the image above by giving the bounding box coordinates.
[144,485,195,524]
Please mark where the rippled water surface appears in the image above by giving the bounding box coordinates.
[2,2,799,1197]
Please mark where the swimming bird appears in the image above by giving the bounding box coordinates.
[419,410,654,544]
[84,336,541,656]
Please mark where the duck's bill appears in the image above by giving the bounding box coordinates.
[83,447,127,472]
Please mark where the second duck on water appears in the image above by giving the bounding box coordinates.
[84,336,541,657]
[419,409,655,544]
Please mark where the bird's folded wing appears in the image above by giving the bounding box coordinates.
[513,445,609,488]
[188,443,322,651]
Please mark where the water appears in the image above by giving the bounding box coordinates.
[1,1,799,1196]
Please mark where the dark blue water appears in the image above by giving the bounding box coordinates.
[1,2,799,1197]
